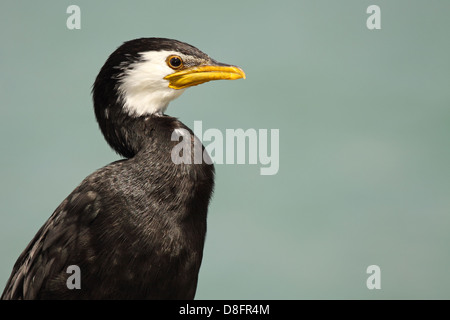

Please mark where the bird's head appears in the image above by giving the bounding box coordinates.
[93,37,245,117]
[92,37,245,157]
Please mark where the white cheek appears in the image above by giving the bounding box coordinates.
[117,51,186,116]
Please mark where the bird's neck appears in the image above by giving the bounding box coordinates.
[99,112,201,163]
[97,111,215,187]
[115,114,215,217]
[101,112,180,158]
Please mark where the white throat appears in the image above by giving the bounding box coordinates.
[117,51,186,116]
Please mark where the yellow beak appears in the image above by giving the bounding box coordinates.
[164,64,246,90]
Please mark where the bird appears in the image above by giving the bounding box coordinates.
[1,37,245,299]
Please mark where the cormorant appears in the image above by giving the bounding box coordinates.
[1,38,245,299]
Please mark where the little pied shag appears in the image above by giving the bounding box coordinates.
[1,38,245,299]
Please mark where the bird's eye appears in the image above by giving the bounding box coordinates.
[167,56,183,69]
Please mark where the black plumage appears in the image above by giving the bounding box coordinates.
[1,38,243,299]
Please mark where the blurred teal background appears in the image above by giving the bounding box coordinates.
[1,1,449,299]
